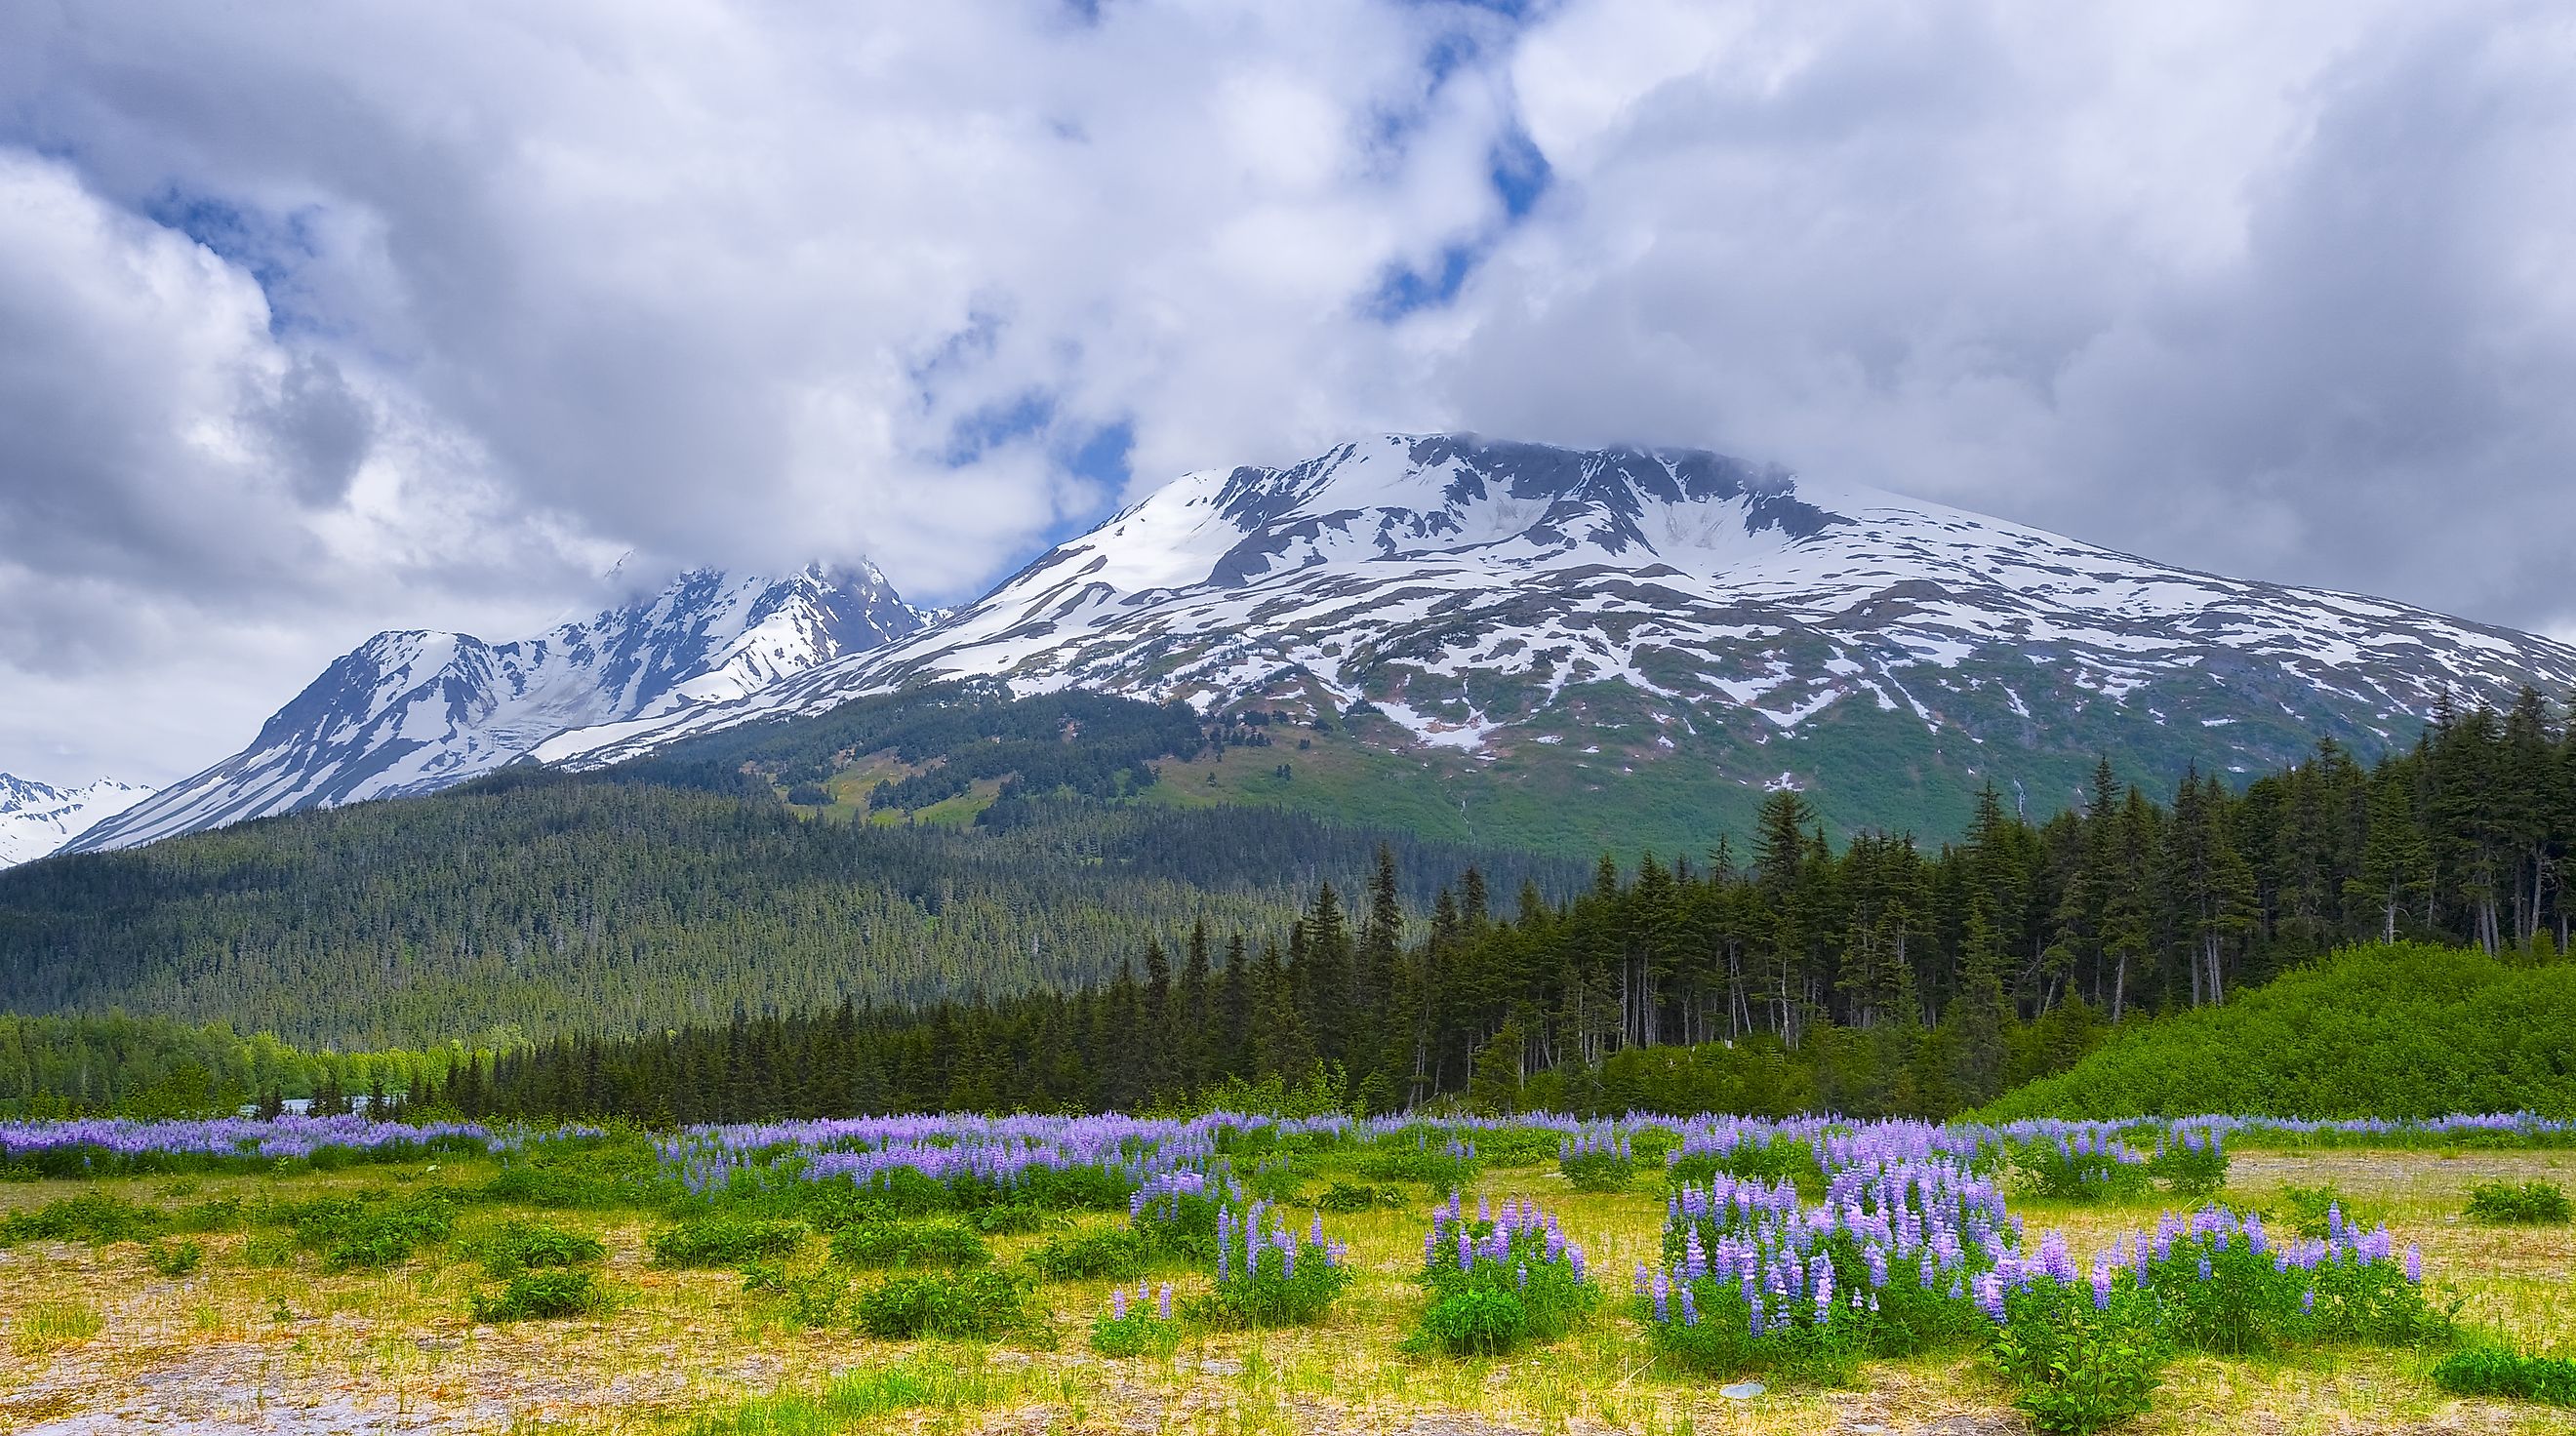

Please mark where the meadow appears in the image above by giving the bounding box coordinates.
[2,1112,2574,1435]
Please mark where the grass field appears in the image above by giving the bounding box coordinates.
[3,1142,2572,1435]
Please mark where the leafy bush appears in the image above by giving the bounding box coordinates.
[277,1193,456,1271]
[2465,1180,2573,1224]
[1666,1137,1822,1196]
[468,1219,606,1277]
[1129,1171,1235,1260]
[1206,1203,1350,1328]
[1983,942,2576,1121]
[1991,1274,2168,1433]
[169,1196,243,1233]
[2133,1207,2445,1354]
[1314,1180,1402,1213]
[2277,1184,2379,1241]
[1356,1135,1479,1189]
[827,1219,989,1270]
[2431,1345,2576,1407]
[469,1269,610,1322]
[1419,1288,1527,1355]
[1088,1283,1180,1357]
[2015,1135,2152,1203]
[651,1217,806,1268]
[964,1203,1050,1235]
[0,1191,166,1246]
[2148,1130,2230,1197]
[1415,1195,1596,1355]
[852,1269,1033,1339]
[1025,1229,1147,1281]
[144,1239,203,1277]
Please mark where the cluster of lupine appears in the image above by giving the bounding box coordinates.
[0,1115,500,1176]
[1557,1125,1636,1191]
[1414,1192,1596,1352]
[2012,1128,2153,1201]
[1106,1278,1175,1321]
[1207,1200,1349,1326]
[2146,1123,2230,1196]
[1639,1139,2021,1376]
[1128,1168,1241,1257]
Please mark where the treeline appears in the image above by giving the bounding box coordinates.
[0,1013,454,1120]
[449,693,2576,1122]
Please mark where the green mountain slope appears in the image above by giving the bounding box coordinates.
[1981,943,2576,1120]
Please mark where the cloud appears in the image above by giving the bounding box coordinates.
[0,0,2571,783]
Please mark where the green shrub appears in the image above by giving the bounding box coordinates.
[2014,1137,2152,1203]
[2277,1184,2379,1241]
[469,1269,610,1322]
[1088,1285,1180,1357]
[2431,1345,2576,1407]
[275,1193,456,1271]
[1314,1180,1401,1213]
[963,1204,1050,1235]
[827,1219,988,1270]
[2148,1132,2230,1198]
[143,1239,204,1278]
[852,1269,1033,1339]
[1418,1287,1527,1355]
[0,1192,167,1247]
[650,1217,805,1269]
[169,1196,243,1234]
[1025,1229,1147,1281]
[468,1219,606,1277]
[1356,1135,1480,1189]
[1665,1137,1823,1196]
[2465,1180,2573,1225]
[1416,1222,1595,1351]
[1991,1275,2168,1433]
[1559,1152,1633,1192]
[1205,1211,1351,1329]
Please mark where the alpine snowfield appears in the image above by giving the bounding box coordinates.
[63,565,923,854]
[538,435,2576,776]
[0,774,156,867]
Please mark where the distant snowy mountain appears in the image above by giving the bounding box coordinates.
[541,435,2576,810]
[64,564,923,853]
[0,774,156,867]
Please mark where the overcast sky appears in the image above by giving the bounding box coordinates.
[5,0,2573,785]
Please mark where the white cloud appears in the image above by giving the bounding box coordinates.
[2,0,2573,784]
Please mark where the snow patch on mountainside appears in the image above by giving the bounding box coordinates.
[0,774,156,867]
[539,434,2576,774]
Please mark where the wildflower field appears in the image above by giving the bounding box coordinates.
[2,1112,2574,1434]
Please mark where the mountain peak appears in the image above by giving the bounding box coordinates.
[63,562,921,854]
[0,773,157,867]
[539,435,2576,820]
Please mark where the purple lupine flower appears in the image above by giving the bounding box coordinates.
[1158,1284,1172,1320]
[1680,1284,1699,1328]
[2404,1245,2423,1284]
[1110,1289,1128,1321]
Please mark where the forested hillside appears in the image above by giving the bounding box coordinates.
[443,691,2576,1122]
[8,685,2576,1085]
[0,689,1582,1049]
[1980,943,2576,1119]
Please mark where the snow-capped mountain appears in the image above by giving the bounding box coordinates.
[540,435,2576,805]
[0,774,157,867]
[63,564,923,853]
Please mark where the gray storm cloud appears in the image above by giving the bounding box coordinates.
[1,0,2571,784]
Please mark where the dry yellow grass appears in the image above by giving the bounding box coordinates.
[0,1147,2570,1434]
